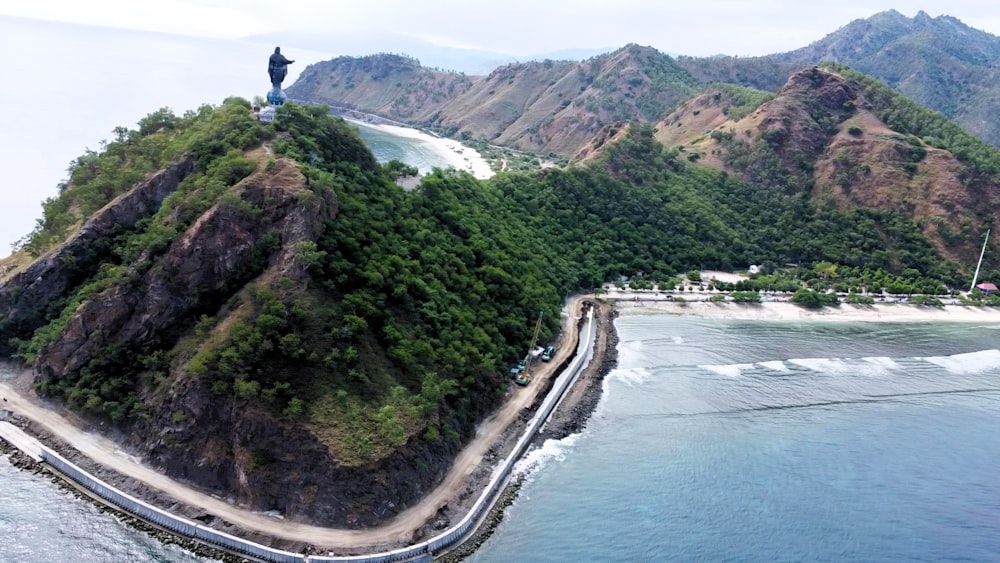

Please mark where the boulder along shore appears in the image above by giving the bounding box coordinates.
[0,300,619,558]
[0,425,252,562]
[438,301,619,561]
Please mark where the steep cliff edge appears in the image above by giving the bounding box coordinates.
[0,99,476,527]
[0,159,196,354]
[0,98,576,529]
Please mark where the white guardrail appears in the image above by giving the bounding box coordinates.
[39,307,597,563]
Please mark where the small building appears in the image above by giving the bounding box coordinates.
[748,264,761,274]
[976,282,998,294]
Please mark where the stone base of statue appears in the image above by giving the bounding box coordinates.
[266,86,287,106]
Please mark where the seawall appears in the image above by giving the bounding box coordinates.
[0,307,598,562]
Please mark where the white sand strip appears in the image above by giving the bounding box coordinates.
[367,123,495,180]
[613,299,1000,323]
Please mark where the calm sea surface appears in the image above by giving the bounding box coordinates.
[471,316,1000,562]
[4,317,998,561]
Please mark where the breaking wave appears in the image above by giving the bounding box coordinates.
[920,349,1000,374]
[512,433,581,478]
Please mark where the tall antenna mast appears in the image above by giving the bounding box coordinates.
[969,228,991,292]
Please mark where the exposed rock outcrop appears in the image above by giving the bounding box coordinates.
[0,159,196,353]
[35,157,334,380]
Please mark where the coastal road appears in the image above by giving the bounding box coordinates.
[0,295,589,550]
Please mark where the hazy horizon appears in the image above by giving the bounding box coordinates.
[4,1,1000,58]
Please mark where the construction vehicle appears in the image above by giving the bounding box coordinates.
[515,311,544,386]
[541,345,556,361]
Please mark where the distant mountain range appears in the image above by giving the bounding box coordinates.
[242,30,614,75]
[288,10,1000,149]
[679,10,1000,147]
[286,10,1000,268]
[287,45,698,156]
[652,65,1000,267]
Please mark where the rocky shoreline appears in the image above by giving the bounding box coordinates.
[0,300,620,560]
[0,431,249,562]
[438,302,619,561]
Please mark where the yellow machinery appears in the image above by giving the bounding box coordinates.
[515,311,544,386]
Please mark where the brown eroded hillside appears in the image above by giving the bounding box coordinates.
[654,67,999,265]
[288,45,699,156]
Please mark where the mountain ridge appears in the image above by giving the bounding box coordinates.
[289,44,698,156]
[290,10,1000,151]
[681,9,1000,146]
[655,65,999,267]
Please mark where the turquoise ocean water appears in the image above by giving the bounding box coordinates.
[4,315,999,561]
[470,315,1000,562]
[351,122,456,175]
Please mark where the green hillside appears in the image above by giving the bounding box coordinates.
[0,98,991,526]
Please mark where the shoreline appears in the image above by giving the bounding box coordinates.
[439,301,618,561]
[3,298,996,558]
[612,298,1000,323]
[351,120,496,180]
[0,438,242,562]
[0,298,601,557]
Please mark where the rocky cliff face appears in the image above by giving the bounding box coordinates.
[132,378,458,527]
[0,159,195,354]
[0,100,498,530]
[34,156,332,380]
[10,149,461,527]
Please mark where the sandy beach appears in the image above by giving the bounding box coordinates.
[365,122,495,180]
[613,298,1000,324]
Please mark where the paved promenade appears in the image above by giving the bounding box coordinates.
[0,420,43,462]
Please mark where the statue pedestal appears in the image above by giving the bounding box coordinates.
[266,87,287,106]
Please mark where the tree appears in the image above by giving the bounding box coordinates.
[813,261,838,280]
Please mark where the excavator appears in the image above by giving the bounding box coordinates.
[515,311,544,386]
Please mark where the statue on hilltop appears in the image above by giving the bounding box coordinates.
[268,47,295,88]
[266,47,295,107]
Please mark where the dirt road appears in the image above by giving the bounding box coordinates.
[0,296,589,550]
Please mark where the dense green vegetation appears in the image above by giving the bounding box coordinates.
[2,101,987,462]
[14,101,268,256]
[711,84,775,120]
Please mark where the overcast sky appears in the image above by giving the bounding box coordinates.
[3,0,1000,56]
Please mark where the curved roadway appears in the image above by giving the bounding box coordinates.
[0,295,591,550]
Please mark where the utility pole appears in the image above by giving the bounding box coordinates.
[969,228,991,292]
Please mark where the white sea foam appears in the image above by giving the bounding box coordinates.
[756,360,789,372]
[672,336,685,344]
[921,349,1000,374]
[787,357,853,373]
[616,340,647,368]
[700,363,755,377]
[862,356,901,373]
[619,340,644,352]
[512,433,580,477]
[607,367,653,387]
